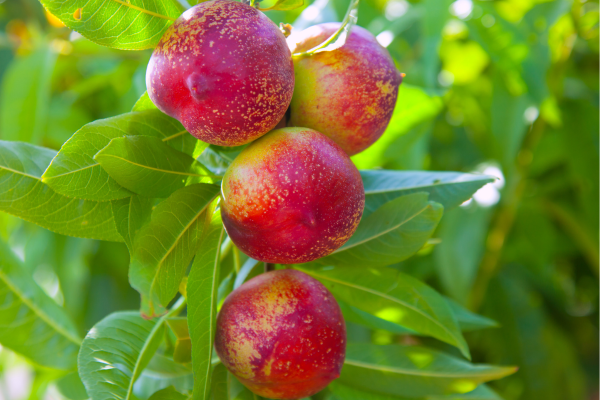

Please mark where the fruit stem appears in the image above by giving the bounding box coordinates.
[264,262,275,272]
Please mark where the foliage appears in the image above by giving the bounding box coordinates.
[0,0,597,399]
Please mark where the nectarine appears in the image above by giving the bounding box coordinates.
[146,0,294,146]
[288,23,402,155]
[215,269,346,399]
[220,127,364,264]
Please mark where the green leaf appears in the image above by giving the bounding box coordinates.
[135,354,194,399]
[95,135,216,198]
[361,170,495,218]
[111,195,154,252]
[148,387,188,400]
[259,0,304,11]
[341,343,516,398]
[78,302,184,400]
[40,0,182,50]
[445,297,498,332]
[296,265,470,358]
[210,364,230,400]
[0,140,122,241]
[318,193,443,268]
[42,110,196,201]
[292,0,359,56]
[56,372,89,400]
[428,385,504,400]
[434,206,494,304]
[328,380,397,399]
[197,145,244,176]
[133,91,158,112]
[340,296,497,335]
[210,365,264,400]
[328,381,503,400]
[188,205,225,400]
[0,240,81,370]
[130,184,220,317]
[0,47,56,144]
[346,294,496,334]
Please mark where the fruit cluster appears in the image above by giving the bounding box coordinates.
[146,1,402,398]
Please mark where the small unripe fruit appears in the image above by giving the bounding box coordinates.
[220,127,365,264]
[146,0,294,146]
[288,23,402,155]
[215,269,346,399]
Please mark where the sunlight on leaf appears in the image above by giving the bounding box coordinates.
[292,0,360,57]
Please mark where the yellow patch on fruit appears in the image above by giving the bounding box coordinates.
[229,338,262,380]
[376,80,394,95]
[225,274,300,379]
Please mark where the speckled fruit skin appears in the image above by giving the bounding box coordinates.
[215,269,346,399]
[146,0,294,146]
[288,23,403,155]
[220,127,365,264]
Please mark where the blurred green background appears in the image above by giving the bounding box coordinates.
[0,0,597,399]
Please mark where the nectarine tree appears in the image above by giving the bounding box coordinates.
[0,0,521,399]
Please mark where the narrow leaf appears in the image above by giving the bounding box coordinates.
[135,354,194,399]
[296,265,470,358]
[133,91,158,112]
[111,195,154,252]
[78,302,184,400]
[42,110,196,201]
[428,385,504,400]
[148,386,188,400]
[328,380,398,399]
[0,240,81,370]
[0,140,122,241]
[40,0,181,50]
[259,0,304,11]
[56,372,88,400]
[340,297,497,335]
[341,343,517,398]
[95,135,216,198]
[210,368,264,400]
[361,170,495,218]
[328,381,503,400]
[210,363,230,400]
[130,184,220,317]
[188,204,225,400]
[446,297,498,332]
[318,193,443,268]
[0,47,56,144]
[292,0,359,57]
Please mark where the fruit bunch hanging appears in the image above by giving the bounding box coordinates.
[1,0,522,397]
[146,0,401,398]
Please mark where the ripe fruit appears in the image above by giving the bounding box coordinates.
[220,127,365,264]
[146,0,294,146]
[288,23,403,155]
[215,269,346,399]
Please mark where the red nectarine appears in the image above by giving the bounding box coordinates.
[220,127,365,264]
[146,0,294,146]
[288,23,402,155]
[215,269,346,399]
